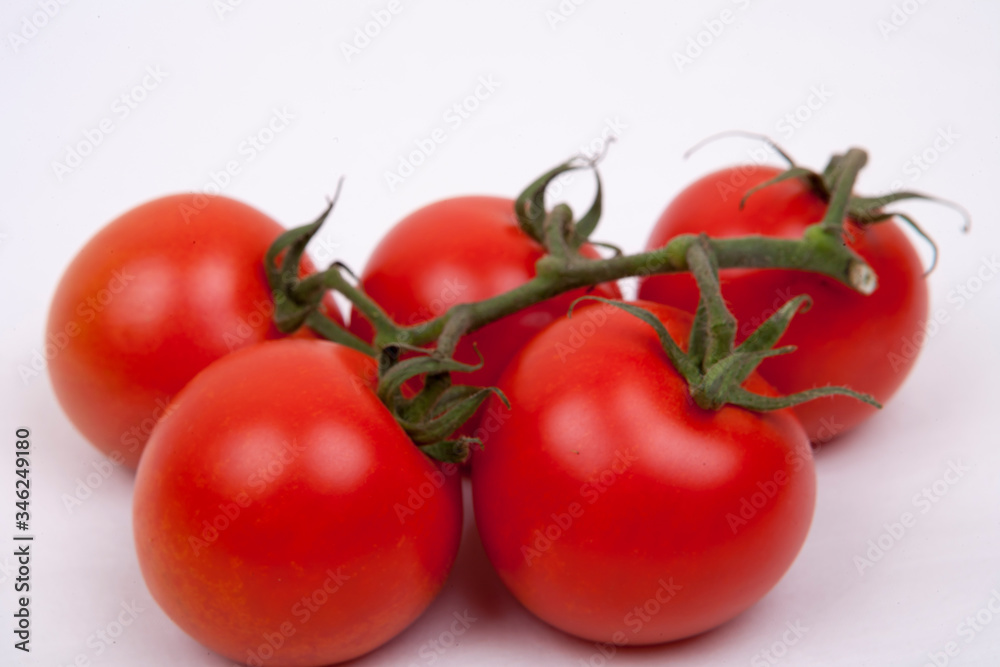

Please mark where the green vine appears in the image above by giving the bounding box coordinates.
[264,146,909,460]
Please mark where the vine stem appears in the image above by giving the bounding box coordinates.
[289,150,876,360]
[383,221,875,357]
[264,149,892,454]
[821,148,868,236]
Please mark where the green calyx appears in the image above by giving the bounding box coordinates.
[572,238,881,413]
[263,180,378,357]
[736,139,970,275]
[375,347,509,463]
[514,154,605,254]
[264,190,335,335]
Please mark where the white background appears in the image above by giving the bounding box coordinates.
[2,1,999,665]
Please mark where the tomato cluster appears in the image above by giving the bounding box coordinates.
[47,152,933,665]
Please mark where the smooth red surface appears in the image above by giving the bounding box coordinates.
[349,196,620,388]
[46,194,343,468]
[471,301,816,644]
[133,340,462,667]
[639,167,928,442]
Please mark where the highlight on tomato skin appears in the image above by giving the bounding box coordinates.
[348,196,621,390]
[471,301,816,645]
[638,166,928,443]
[46,193,343,469]
[133,339,463,667]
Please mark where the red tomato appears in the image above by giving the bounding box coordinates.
[349,196,620,389]
[133,339,462,667]
[472,301,815,644]
[639,166,927,443]
[46,194,343,468]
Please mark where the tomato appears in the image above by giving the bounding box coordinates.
[471,301,815,644]
[133,339,462,667]
[639,166,927,443]
[46,194,343,468]
[348,196,620,389]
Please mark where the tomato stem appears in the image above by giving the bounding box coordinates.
[317,267,400,343]
[543,204,575,260]
[398,226,876,351]
[264,148,892,444]
[685,236,737,368]
[283,152,879,360]
[819,148,868,237]
[304,310,376,357]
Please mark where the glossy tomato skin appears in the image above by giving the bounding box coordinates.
[47,194,343,468]
[349,196,620,388]
[639,167,928,443]
[472,301,815,644]
[134,339,462,667]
